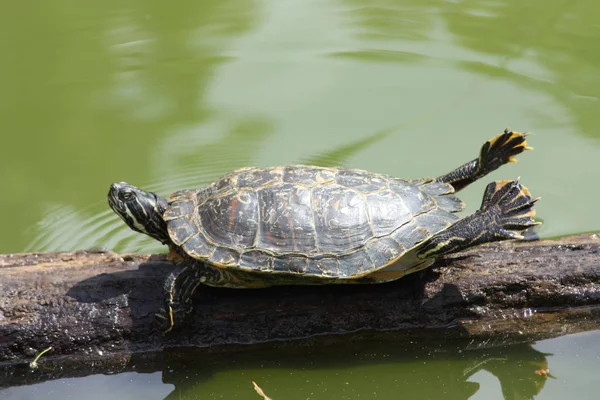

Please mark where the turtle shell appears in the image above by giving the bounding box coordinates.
[163,166,464,278]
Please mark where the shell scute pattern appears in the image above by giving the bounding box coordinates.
[339,250,375,278]
[240,250,273,272]
[416,208,459,232]
[337,251,375,277]
[335,168,389,193]
[257,183,316,253]
[182,233,215,259]
[365,190,411,237]
[307,257,341,276]
[434,195,465,213]
[417,180,453,196]
[164,165,460,277]
[364,237,406,269]
[417,180,465,213]
[208,246,241,267]
[312,185,372,253]
[282,166,336,186]
[163,199,195,221]
[210,172,239,194]
[237,168,283,189]
[273,255,309,274]
[168,217,197,246]
[388,180,436,216]
[199,190,259,248]
[169,189,196,202]
[389,209,457,251]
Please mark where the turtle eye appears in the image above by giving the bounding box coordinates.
[119,190,135,202]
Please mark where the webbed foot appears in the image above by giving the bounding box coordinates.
[418,179,540,258]
[478,129,532,173]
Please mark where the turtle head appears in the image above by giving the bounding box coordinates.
[108,182,171,245]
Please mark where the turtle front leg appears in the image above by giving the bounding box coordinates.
[436,129,532,192]
[156,261,238,334]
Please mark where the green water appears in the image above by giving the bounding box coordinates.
[2,0,600,398]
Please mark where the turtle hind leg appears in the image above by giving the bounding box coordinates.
[417,179,540,259]
[436,129,532,192]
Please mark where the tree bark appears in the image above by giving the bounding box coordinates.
[1,233,600,370]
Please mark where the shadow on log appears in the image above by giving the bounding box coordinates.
[1,234,600,379]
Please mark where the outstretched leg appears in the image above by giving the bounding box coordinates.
[417,179,540,259]
[436,129,532,192]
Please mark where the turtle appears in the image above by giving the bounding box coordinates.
[108,129,540,333]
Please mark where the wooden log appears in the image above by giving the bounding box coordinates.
[1,233,600,371]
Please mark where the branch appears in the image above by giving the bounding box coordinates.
[1,233,599,373]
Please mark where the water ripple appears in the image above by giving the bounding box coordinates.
[25,126,391,254]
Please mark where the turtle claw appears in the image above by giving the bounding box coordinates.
[479,129,531,174]
[154,307,176,334]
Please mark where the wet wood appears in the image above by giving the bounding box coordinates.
[1,233,600,367]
